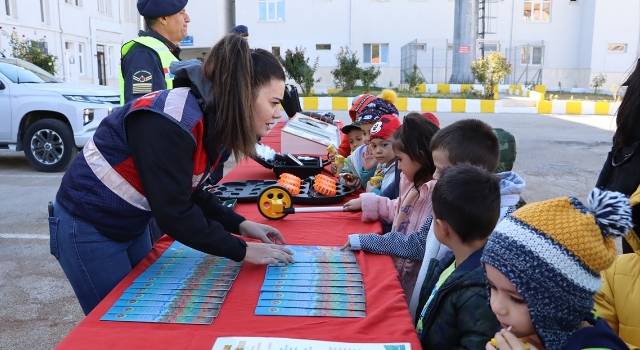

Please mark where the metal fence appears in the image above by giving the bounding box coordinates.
[401,39,545,85]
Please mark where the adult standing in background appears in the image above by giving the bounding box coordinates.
[119,0,190,104]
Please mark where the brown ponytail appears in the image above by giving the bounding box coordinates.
[201,34,285,160]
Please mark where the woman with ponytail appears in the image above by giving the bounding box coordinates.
[50,34,294,315]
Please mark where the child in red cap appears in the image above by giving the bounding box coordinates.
[362,115,402,194]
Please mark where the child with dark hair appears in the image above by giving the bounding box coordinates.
[482,188,632,350]
[344,119,526,318]
[415,164,502,348]
[342,112,439,298]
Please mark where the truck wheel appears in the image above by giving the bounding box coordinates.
[23,119,78,172]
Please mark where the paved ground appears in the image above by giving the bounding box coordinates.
[0,111,618,349]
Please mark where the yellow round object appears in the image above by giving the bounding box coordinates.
[257,185,293,220]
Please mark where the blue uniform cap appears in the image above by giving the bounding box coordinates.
[137,0,187,17]
[230,25,249,37]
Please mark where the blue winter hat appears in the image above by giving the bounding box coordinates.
[230,25,249,37]
[481,188,633,350]
[356,98,399,123]
[137,0,187,17]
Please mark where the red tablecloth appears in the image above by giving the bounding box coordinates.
[56,120,421,350]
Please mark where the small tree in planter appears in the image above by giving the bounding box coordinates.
[403,64,425,96]
[1,29,57,74]
[360,66,381,93]
[331,46,361,92]
[470,51,511,99]
[279,46,320,96]
[591,73,607,94]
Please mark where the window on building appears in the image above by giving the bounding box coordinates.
[124,0,137,21]
[607,43,627,52]
[415,43,426,51]
[78,43,85,75]
[98,0,111,15]
[523,0,551,22]
[65,0,82,6]
[5,0,17,18]
[521,45,543,65]
[316,44,331,50]
[40,0,51,24]
[363,44,389,64]
[271,46,281,57]
[259,0,284,21]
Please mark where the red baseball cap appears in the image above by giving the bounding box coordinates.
[369,115,402,141]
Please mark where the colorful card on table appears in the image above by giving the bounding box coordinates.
[260,285,364,295]
[257,299,365,311]
[101,313,214,325]
[154,257,243,267]
[135,274,238,284]
[261,279,362,287]
[113,299,221,309]
[104,241,241,324]
[255,306,365,318]
[259,292,366,303]
[139,267,240,278]
[264,273,363,282]
[118,292,227,302]
[107,305,220,317]
[121,289,226,301]
[129,283,231,291]
[266,266,361,275]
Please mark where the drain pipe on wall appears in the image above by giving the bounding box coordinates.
[349,0,352,50]
[509,0,516,84]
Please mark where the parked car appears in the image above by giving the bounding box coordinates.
[0,58,119,172]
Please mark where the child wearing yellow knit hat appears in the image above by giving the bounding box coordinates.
[481,188,633,350]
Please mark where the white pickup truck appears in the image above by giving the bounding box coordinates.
[0,58,120,172]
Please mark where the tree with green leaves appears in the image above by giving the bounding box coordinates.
[591,73,607,94]
[1,29,57,75]
[331,46,361,92]
[470,51,511,99]
[360,66,381,93]
[403,64,425,96]
[279,46,320,96]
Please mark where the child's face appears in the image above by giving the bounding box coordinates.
[485,263,536,338]
[348,130,365,152]
[395,149,420,183]
[432,149,454,180]
[370,138,395,165]
[360,122,374,145]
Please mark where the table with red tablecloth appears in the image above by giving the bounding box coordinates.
[56,120,421,350]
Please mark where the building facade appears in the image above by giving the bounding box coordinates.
[0,0,139,87]
[235,0,640,91]
[3,0,637,92]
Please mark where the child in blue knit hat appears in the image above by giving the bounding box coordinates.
[482,188,633,350]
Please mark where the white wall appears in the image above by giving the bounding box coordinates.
[589,0,639,90]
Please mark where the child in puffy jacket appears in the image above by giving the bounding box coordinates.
[342,112,439,298]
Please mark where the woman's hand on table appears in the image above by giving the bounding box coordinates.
[340,241,351,251]
[244,242,295,265]
[239,221,286,244]
[343,198,362,211]
[345,176,361,189]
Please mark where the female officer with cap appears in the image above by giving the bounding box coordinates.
[119,0,190,104]
[50,34,294,315]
